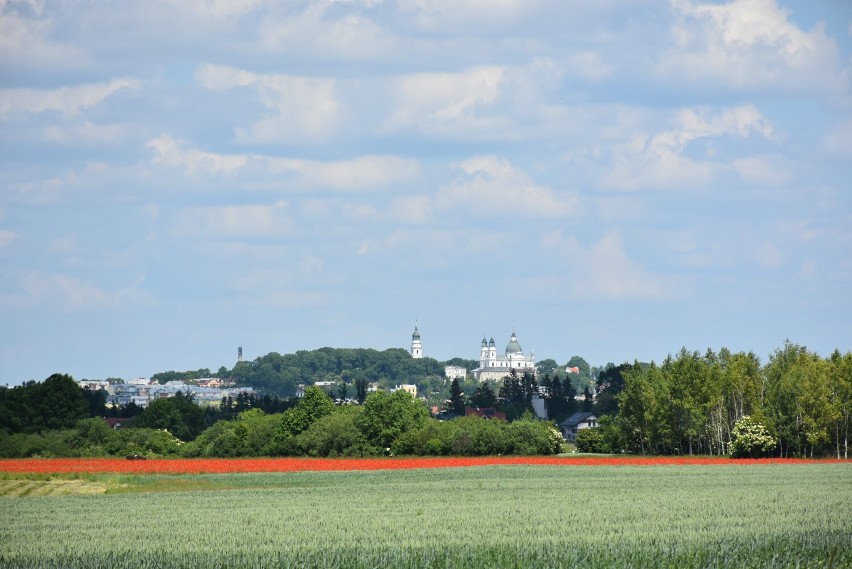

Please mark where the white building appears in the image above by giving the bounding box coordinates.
[444,365,467,381]
[410,325,422,359]
[472,332,536,382]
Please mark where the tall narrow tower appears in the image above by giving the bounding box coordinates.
[411,325,422,359]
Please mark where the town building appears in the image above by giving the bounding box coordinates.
[392,384,417,397]
[410,325,422,359]
[559,412,598,442]
[472,332,536,382]
[444,365,467,380]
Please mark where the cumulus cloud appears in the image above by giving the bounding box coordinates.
[176,201,294,238]
[195,64,340,143]
[0,78,138,118]
[664,0,842,93]
[435,155,580,218]
[259,0,388,58]
[148,135,249,175]
[148,134,419,190]
[385,66,505,132]
[541,230,676,300]
[0,0,87,70]
[602,104,776,190]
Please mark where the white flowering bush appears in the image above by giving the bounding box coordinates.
[729,416,776,458]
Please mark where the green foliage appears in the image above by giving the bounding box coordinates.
[0,374,88,434]
[134,392,205,441]
[392,416,564,456]
[729,416,776,458]
[448,378,466,415]
[150,368,212,384]
[225,348,446,396]
[469,382,497,408]
[278,386,337,438]
[356,390,429,449]
[607,343,852,457]
[185,409,280,457]
[575,427,609,453]
[292,406,380,457]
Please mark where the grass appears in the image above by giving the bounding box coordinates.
[0,464,849,568]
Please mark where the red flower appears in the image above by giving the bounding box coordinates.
[0,455,830,475]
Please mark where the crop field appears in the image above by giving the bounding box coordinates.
[0,461,849,568]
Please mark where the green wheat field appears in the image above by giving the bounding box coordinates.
[1,464,849,568]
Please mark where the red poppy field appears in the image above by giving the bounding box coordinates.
[0,455,823,474]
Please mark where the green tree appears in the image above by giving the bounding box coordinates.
[469,382,497,408]
[356,390,429,449]
[535,359,559,375]
[135,391,205,441]
[0,374,88,434]
[448,378,466,415]
[278,386,337,438]
[354,377,369,404]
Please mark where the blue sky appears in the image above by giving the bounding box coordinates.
[1,0,850,384]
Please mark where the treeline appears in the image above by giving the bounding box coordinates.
[0,384,563,458]
[227,348,454,396]
[584,342,851,459]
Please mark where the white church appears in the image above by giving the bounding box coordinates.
[471,332,536,382]
[410,326,536,382]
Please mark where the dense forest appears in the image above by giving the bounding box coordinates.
[580,342,851,459]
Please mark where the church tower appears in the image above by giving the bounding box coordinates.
[411,325,422,359]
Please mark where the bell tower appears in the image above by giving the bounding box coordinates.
[411,325,422,359]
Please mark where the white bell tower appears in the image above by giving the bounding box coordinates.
[411,325,422,359]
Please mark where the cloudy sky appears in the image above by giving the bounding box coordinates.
[1,0,851,383]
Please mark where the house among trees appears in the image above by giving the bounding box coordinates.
[465,407,507,420]
[559,412,598,442]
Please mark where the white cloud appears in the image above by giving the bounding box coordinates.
[0,271,151,310]
[602,104,776,190]
[665,0,842,93]
[398,0,538,32]
[176,201,293,238]
[0,78,138,118]
[148,135,249,175]
[436,156,580,219]
[0,0,87,70]
[195,64,340,143]
[0,229,17,248]
[161,0,267,23]
[541,230,676,300]
[259,1,388,58]
[733,155,790,186]
[148,134,419,191]
[385,66,505,132]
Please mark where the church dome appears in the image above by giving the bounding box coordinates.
[505,333,522,354]
[412,326,420,340]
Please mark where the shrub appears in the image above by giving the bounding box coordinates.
[730,416,776,458]
[575,427,609,453]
